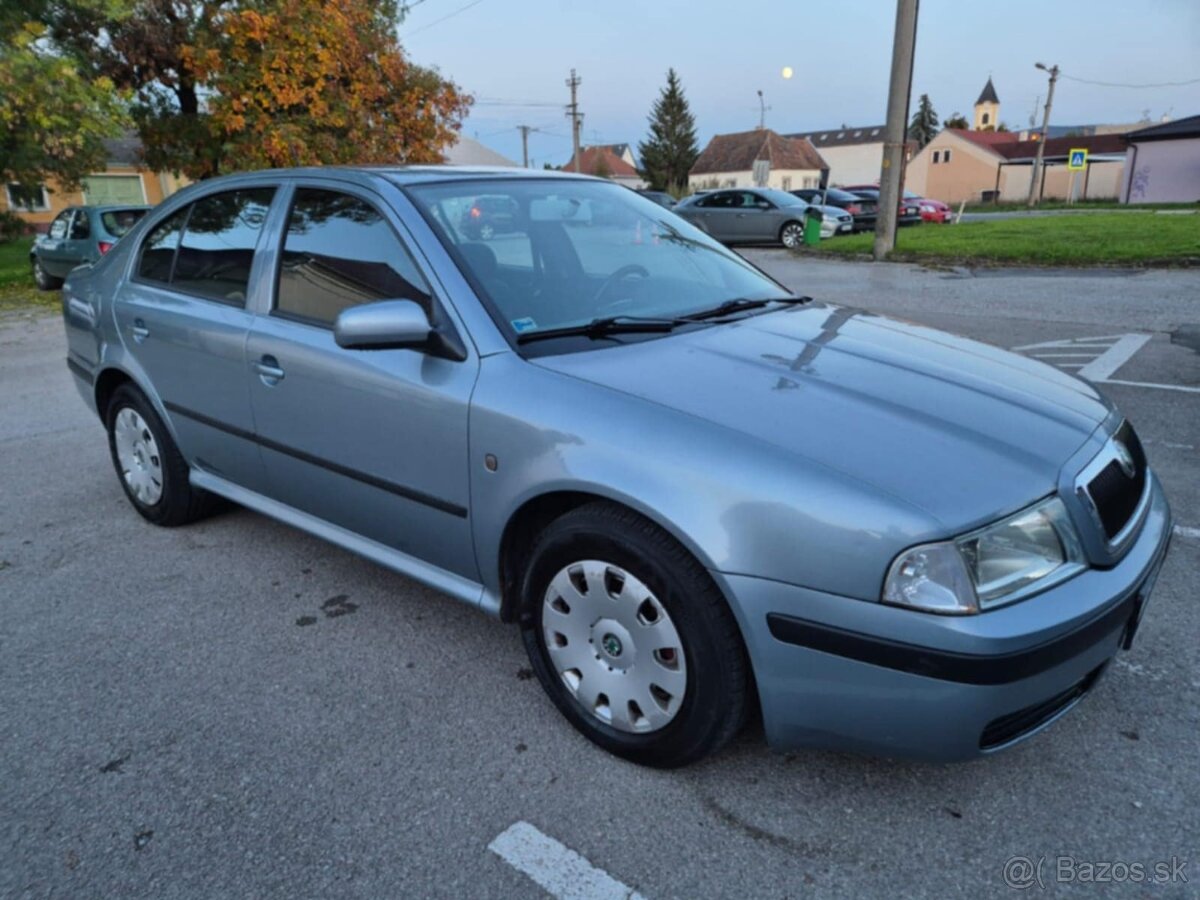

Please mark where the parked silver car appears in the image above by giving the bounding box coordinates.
[62,168,1172,767]
[675,188,847,245]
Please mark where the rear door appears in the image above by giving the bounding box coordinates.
[113,184,279,492]
[733,191,780,242]
[694,191,741,241]
[244,180,479,580]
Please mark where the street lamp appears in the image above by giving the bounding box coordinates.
[1027,62,1060,207]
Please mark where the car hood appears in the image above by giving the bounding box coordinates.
[533,303,1111,530]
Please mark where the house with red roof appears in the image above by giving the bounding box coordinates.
[688,129,827,192]
[562,145,645,189]
[907,128,1129,204]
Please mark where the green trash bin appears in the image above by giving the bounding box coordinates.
[803,207,823,245]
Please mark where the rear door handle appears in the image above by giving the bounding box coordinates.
[130,318,149,343]
[254,355,285,385]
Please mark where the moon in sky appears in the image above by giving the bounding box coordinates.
[781,66,794,79]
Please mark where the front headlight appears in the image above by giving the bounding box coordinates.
[882,497,1086,614]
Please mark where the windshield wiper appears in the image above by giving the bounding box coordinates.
[516,315,691,345]
[683,295,812,321]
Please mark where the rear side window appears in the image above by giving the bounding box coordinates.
[275,188,432,326]
[137,207,189,284]
[101,209,146,237]
[172,188,275,304]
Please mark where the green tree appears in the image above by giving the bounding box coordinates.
[638,68,699,194]
[943,111,969,130]
[0,13,129,233]
[907,93,938,148]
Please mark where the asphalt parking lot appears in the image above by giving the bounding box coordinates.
[2,257,1198,899]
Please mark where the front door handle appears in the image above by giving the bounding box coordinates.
[131,318,150,343]
[254,355,285,385]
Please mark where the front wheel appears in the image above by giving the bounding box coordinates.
[519,502,749,768]
[105,383,216,526]
[32,257,62,291]
[779,221,805,248]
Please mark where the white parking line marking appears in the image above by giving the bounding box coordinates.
[1101,378,1200,395]
[489,822,646,900]
[1175,526,1200,540]
[1077,333,1152,381]
[1013,335,1127,350]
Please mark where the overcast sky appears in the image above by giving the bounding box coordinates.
[401,0,1200,167]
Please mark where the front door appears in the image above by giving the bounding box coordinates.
[112,185,278,492]
[38,210,76,277]
[245,183,479,581]
[733,191,778,242]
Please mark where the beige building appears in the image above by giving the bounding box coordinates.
[907,129,1127,204]
[2,136,187,232]
[689,129,826,192]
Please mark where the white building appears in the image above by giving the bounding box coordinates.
[689,129,826,192]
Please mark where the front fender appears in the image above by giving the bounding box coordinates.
[468,353,940,606]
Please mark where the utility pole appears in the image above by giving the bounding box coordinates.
[873,0,920,261]
[565,69,583,172]
[517,125,534,168]
[1026,62,1059,208]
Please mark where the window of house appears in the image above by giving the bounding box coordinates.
[932,151,940,164]
[781,176,792,190]
[275,188,433,326]
[172,188,275,305]
[944,149,952,163]
[803,177,818,189]
[6,184,50,212]
[982,112,990,125]
[723,178,736,188]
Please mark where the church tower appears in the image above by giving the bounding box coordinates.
[974,77,1000,131]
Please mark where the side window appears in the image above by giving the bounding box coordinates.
[136,206,190,284]
[69,211,91,240]
[48,211,71,240]
[172,188,275,305]
[275,188,432,326]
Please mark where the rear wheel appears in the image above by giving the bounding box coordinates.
[780,221,804,248]
[519,502,748,768]
[32,257,62,291]
[105,383,216,526]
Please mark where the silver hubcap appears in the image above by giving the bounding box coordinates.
[782,224,803,247]
[114,408,164,505]
[542,560,687,734]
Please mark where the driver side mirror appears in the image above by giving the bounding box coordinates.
[334,300,465,360]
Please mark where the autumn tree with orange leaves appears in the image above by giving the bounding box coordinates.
[41,0,471,179]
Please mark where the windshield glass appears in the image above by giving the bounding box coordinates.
[407,179,791,342]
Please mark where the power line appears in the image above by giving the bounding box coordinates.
[405,0,485,36]
[1060,73,1200,89]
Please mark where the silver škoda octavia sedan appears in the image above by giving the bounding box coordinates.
[62,167,1172,767]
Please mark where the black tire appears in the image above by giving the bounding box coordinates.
[519,502,749,768]
[779,220,805,248]
[32,256,62,291]
[105,383,216,526]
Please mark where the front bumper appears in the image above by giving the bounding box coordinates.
[715,474,1172,761]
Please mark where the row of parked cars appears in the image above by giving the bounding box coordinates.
[638,184,951,249]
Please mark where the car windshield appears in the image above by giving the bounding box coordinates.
[407,179,792,344]
[100,208,147,237]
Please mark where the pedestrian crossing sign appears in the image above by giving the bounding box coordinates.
[1068,148,1088,170]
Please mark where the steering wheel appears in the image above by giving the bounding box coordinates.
[592,264,650,309]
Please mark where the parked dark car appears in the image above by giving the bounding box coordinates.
[792,187,877,232]
[635,189,677,209]
[31,205,149,290]
[843,186,922,226]
[459,195,519,239]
